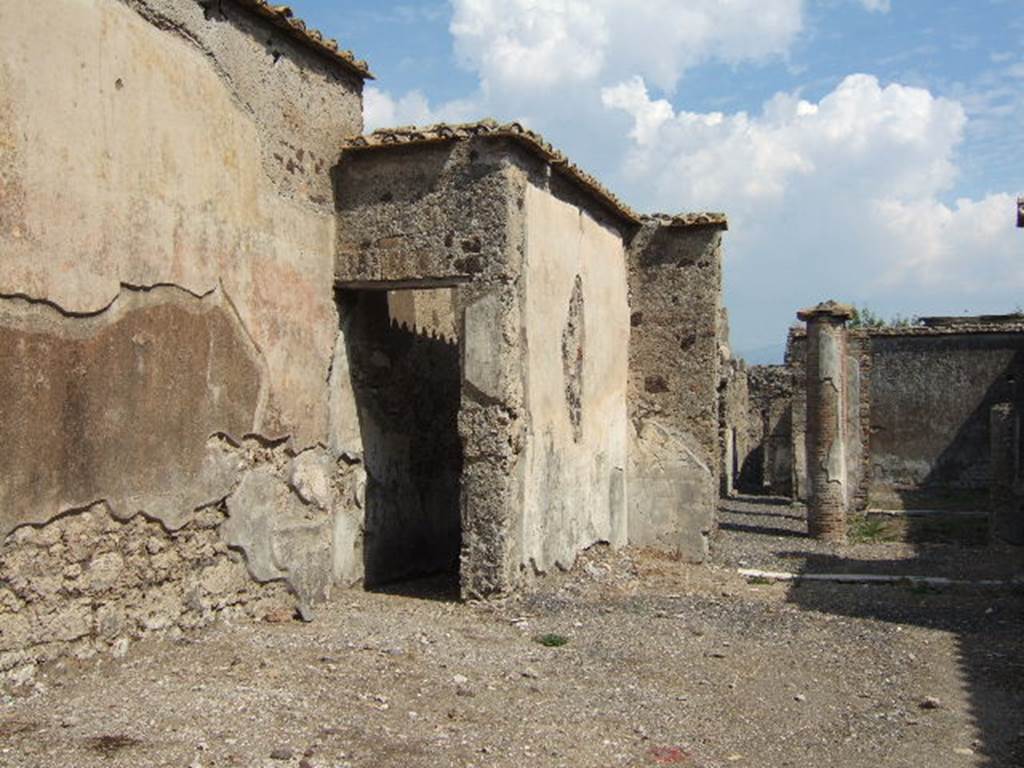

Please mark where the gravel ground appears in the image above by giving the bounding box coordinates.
[1,498,1021,768]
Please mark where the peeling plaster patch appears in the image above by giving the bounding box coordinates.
[824,438,846,487]
[464,291,504,402]
[819,333,841,390]
[561,275,584,442]
[333,465,365,587]
[288,451,334,509]
[328,327,362,457]
[222,465,333,611]
[0,285,262,538]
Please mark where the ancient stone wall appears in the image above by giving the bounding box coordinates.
[867,332,1024,508]
[334,136,637,591]
[787,324,1024,510]
[627,223,724,561]
[746,365,795,496]
[0,501,285,682]
[989,402,1024,544]
[2,0,731,667]
[846,332,872,511]
[0,0,367,675]
[718,358,754,496]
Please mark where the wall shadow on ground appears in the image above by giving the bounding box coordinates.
[778,546,1024,767]
[338,289,463,595]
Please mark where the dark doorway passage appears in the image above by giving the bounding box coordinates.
[338,287,463,593]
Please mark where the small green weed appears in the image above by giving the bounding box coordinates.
[747,576,773,585]
[535,633,569,648]
[848,516,895,544]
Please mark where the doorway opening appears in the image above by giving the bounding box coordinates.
[337,286,463,596]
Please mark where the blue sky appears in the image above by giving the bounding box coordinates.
[298,0,1022,361]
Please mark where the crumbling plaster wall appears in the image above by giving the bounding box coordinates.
[519,182,630,573]
[335,139,639,591]
[627,224,723,561]
[0,0,366,672]
[1,0,363,443]
[335,139,527,598]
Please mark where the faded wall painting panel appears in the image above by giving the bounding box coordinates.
[0,0,358,446]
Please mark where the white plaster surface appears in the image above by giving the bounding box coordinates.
[519,183,630,572]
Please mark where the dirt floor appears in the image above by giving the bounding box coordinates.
[1,497,1022,768]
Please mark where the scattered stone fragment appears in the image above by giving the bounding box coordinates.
[111,638,130,659]
[265,607,295,624]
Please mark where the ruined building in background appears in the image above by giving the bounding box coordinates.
[721,309,1024,542]
[0,0,726,671]
[719,358,794,499]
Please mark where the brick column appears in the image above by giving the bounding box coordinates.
[797,301,854,542]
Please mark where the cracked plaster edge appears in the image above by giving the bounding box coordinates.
[0,283,282,540]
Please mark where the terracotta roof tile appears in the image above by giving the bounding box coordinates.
[797,300,855,321]
[231,0,372,79]
[791,313,1024,338]
[640,212,728,230]
[343,121,727,231]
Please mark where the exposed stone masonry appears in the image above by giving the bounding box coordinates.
[0,502,291,680]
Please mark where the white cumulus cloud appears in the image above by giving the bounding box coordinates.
[603,73,1022,352]
[604,74,965,209]
[363,86,479,132]
[450,0,804,93]
[860,0,892,13]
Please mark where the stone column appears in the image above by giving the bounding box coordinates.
[797,301,854,542]
[990,402,1024,545]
